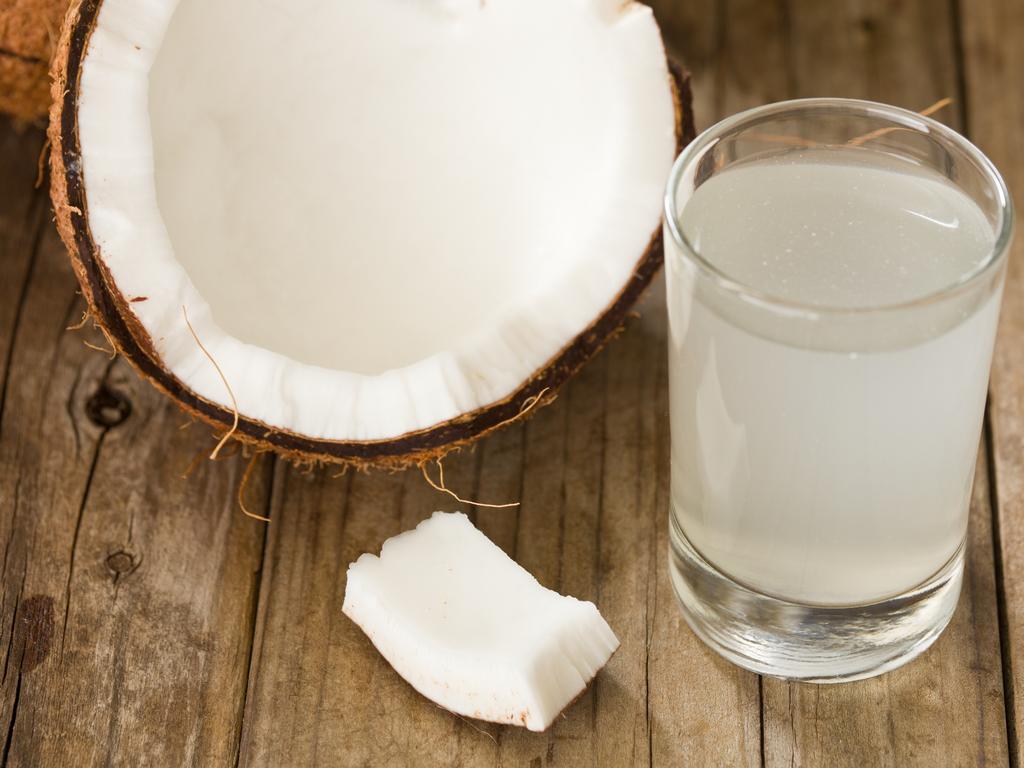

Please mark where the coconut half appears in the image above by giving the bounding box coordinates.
[343,512,619,730]
[49,0,693,467]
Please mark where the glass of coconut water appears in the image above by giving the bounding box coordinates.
[664,98,1013,682]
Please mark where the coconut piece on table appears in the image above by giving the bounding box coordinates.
[342,511,618,731]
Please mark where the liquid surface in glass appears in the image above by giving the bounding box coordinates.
[681,148,994,306]
[668,148,1000,605]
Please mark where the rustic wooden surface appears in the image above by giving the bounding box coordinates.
[0,2,1021,766]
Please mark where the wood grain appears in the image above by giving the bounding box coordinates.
[960,0,1024,762]
[0,121,270,766]
[0,119,46,413]
[642,8,793,759]
[0,117,55,765]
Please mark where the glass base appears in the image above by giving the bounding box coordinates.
[668,516,963,683]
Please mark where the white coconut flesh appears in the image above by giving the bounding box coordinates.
[342,512,618,730]
[77,0,676,441]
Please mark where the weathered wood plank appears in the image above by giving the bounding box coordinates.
[647,3,793,765]
[786,0,959,106]
[0,121,111,765]
[638,297,762,768]
[960,0,1024,761]
[754,1,1011,766]
[650,0,793,127]
[589,318,657,767]
[0,119,55,765]
[471,362,596,766]
[638,285,767,768]
[10,370,270,766]
[648,9,794,765]
[647,0,717,129]
[0,125,269,764]
[0,119,46,413]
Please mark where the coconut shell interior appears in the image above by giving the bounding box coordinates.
[48,0,696,469]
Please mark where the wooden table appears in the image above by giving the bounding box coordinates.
[1,1,1021,765]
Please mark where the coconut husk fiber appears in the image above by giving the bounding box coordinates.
[0,0,69,121]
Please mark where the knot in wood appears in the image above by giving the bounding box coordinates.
[106,550,137,576]
[86,383,132,428]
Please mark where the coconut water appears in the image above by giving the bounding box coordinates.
[666,148,1002,606]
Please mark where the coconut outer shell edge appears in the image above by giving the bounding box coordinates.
[48,0,697,470]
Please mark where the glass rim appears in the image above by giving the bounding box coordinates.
[663,97,1014,317]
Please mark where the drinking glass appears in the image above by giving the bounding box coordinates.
[664,98,1013,682]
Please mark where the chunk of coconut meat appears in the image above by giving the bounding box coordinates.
[342,512,619,731]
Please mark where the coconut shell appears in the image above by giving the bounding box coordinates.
[0,0,69,121]
[48,0,697,470]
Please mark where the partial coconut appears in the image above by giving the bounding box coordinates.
[49,0,694,468]
[0,0,68,121]
[343,512,618,730]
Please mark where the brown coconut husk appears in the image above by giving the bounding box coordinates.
[0,0,69,121]
[48,0,697,471]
